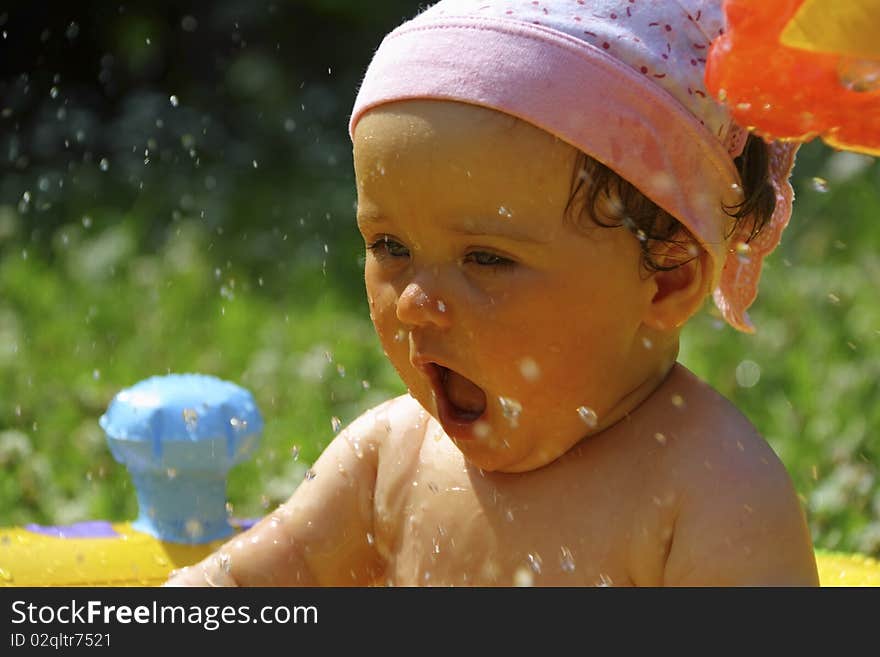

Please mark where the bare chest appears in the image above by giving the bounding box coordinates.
[372,438,655,587]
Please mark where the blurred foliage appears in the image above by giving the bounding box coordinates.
[0,1,878,559]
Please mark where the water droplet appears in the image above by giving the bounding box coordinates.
[169,94,179,107]
[527,552,543,574]
[182,407,198,429]
[92,369,100,380]
[735,360,761,388]
[304,469,316,481]
[99,158,109,171]
[670,394,685,408]
[518,357,540,381]
[49,86,59,99]
[181,15,198,32]
[394,329,407,342]
[498,396,522,427]
[513,566,534,587]
[641,337,653,350]
[361,379,371,389]
[559,546,576,572]
[252,159,259,169]
[230,417,248,431]
[185,519,204,539]
[577,406,598,428]
[473,421,491,438]
[82,215,92,228]
[837,57,880,93]
[498,205,513,218]
[810,176,829,193]
[0,567,14,582]
[654,432,667,446]
[331,416,342,432]
[437,300,446,313]
[165,467,178,479]
[290,445,300,461]
[596,572,613,587]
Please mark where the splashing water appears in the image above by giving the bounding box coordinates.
[811,177,830,193]
[735,360,761,388]
[304,469,316,481]
[473,421,491,439]
[838,57,880,93]
[577,406,598,428]
[559,546,576,573]
[185,519,204,540]
[527,552,543,574]
[182,408,198,430]
[498,396,522,427]
[518,357,540,382]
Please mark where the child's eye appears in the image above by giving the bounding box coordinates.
[367,236,410,259]
[464,251,515,267]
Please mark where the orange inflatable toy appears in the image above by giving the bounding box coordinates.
[706,0,880,156]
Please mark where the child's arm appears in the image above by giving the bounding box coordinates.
[164,401,390,587]
[661,430,820,587]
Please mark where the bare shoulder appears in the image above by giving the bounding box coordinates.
[651,365,819,586]
[333,393,427,455]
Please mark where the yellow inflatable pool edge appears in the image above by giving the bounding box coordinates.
[2,521,878,586]
[0,523,225,587]
[815,549,880,587]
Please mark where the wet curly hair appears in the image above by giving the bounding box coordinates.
[566,134,777,272]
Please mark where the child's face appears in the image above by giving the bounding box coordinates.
[353,100,663,472]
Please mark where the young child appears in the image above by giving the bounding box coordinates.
[166,0,819,586]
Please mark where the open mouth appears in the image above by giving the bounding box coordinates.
[428,364,487,428]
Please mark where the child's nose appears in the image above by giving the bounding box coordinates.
[396,280,452,329]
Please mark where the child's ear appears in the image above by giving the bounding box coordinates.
[642,244,711,331]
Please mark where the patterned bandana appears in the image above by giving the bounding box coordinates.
[350,0,798,332]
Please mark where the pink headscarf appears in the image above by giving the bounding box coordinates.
[349,0,798,333]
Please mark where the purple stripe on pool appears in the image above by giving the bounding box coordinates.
[24,520,120,538]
